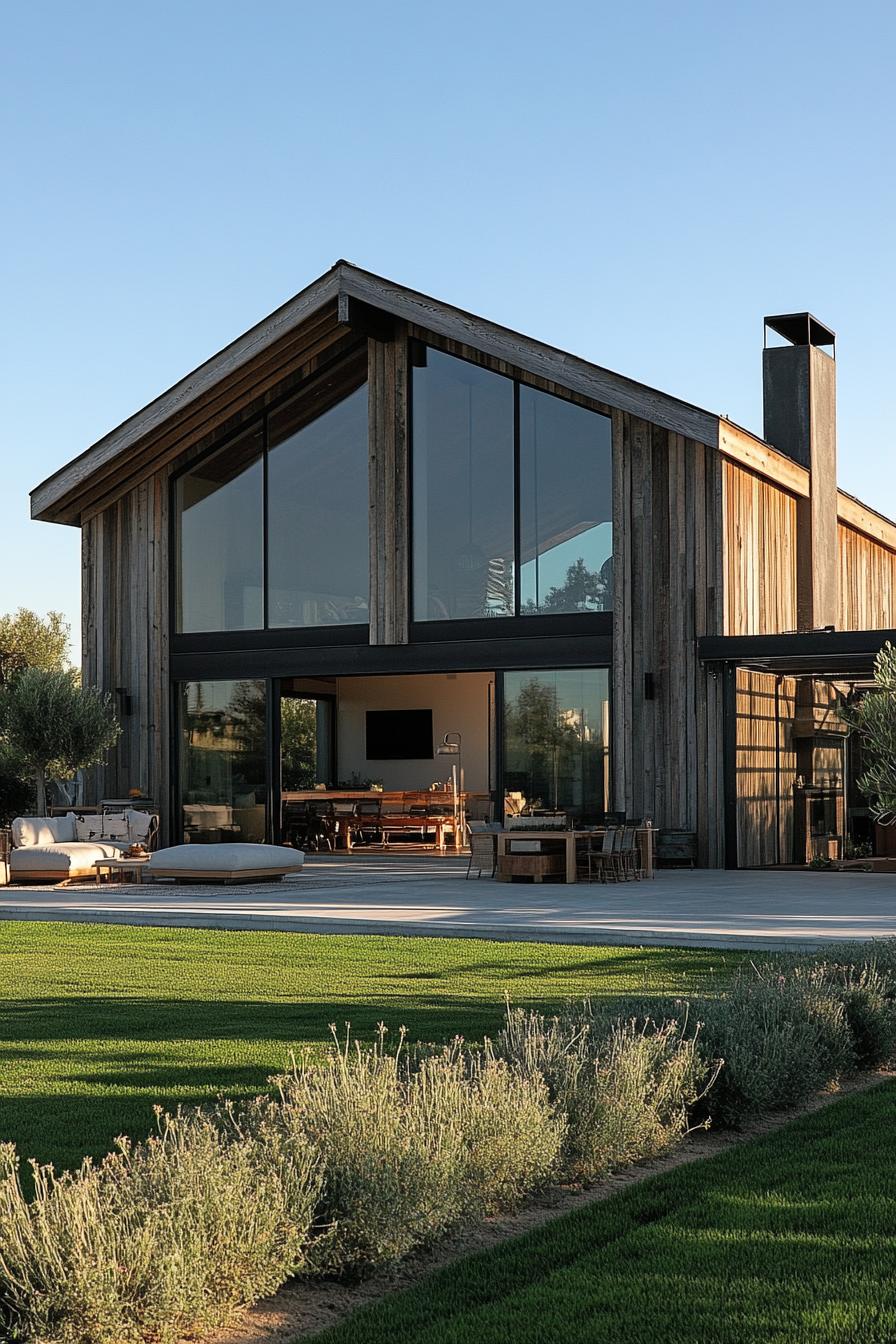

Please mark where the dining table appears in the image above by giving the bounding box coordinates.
[496,825,656,884]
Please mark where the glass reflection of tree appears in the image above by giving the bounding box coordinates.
[505,679,581,810]
[522,556,613,615]
[221,681,266,800]
[280,698,318,789]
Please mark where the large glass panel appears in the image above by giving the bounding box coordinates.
[502,669,610,822]
[519,388,613,613]
[267,383,369,627]
[413,349,515,621]
[179,679,267,843]
[280,695,334,788]
[175,428,264,632]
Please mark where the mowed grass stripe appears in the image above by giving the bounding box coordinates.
[311,1082,896,1344]
[0,921,739,1171]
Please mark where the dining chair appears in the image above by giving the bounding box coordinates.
[350,799,384,846]
[580,826,618,882]
[307,800,336,852]
[466,824,497,879]
[618,825,640,880]
[408,804,432,844]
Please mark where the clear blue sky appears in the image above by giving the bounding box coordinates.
[3,0,895,663]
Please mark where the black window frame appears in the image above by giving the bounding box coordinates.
[408,341,613,643]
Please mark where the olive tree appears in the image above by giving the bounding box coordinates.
[0,609,71,683]
[0,668,120,816]
[841,642,896,822]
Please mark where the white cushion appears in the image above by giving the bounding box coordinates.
[74,814,103,842]
[147,843,304,878]
[12,815,76,847]
[57,813,79,841]
[126,809,155,842]
[10,841,124,875]
[101,814,130,841]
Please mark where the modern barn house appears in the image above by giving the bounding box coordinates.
[31,264,896,866]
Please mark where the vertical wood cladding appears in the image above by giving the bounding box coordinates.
[368,330,409,645]
[838,523,896,630]
[81,473,171,835]
[722,459,798,634]
[612,413,725,866]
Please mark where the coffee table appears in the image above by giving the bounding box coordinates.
[94,856,150,885]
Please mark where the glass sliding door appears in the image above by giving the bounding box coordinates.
[179,680,267,843]
[502,669,610,822]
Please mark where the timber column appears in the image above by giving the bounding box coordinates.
[762,313,838,630]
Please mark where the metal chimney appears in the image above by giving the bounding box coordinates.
[762,313,838,630]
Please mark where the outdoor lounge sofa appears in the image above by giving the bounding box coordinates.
[9,810,158,883]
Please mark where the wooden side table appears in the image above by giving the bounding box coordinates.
[94,856,150,885]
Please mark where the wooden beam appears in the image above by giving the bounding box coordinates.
[836,493,896,552]
[31,268,343,521]
[338,293,397,343]
[718,419,810,498]
[339,267,719,444]
[79,335,364,524]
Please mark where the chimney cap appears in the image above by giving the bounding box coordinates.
[765,313,836,350]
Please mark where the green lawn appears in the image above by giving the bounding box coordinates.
[0,921,738,1172]
[311,1081,896,1344]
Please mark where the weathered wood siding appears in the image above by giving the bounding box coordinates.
[79,309,363,837]
[722,459,798,634]
[81,473,171,833]
[368,330,409,645]
[735,669,796,867]
[612,414,725,866]
[838,522,896,630]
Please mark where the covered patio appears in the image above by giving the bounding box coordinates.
[3,857,895,950]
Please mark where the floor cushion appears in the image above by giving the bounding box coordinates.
[146,843,305,884]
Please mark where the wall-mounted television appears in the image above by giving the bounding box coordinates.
[366,709,433,760]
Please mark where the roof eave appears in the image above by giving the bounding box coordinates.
[31,261,721,526]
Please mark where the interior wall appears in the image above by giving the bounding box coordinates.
[335,672,493,793]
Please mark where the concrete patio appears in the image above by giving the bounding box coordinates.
[1,853,896,949]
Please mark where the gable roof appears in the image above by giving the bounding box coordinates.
[31,261,721,525]
[29,260,896,551]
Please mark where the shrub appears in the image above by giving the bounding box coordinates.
[792,957,896,1069]
[696,968,854,1126]
[0,766,32,827]
[837,965,896,1066]
[454,1044,564,1214]
[3,943,896,1344]
[497,1005,712,1181]
[271,1028,563,1274]
[0,1108,320,1344]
